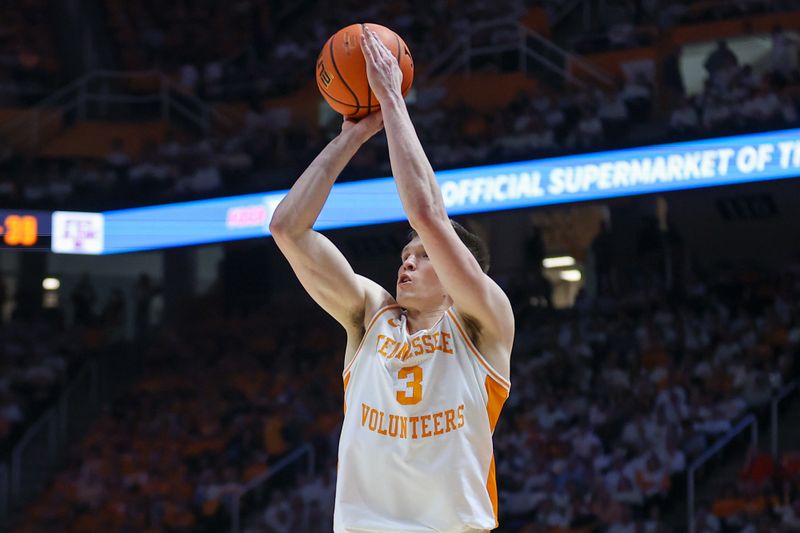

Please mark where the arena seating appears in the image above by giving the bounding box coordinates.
[1,1,798,212]
[0,0,60,104]
[699,446,800,531]
[0,272,126,453]
[7,263,799,532]
[1,57,797,212]
[2,4,800,531]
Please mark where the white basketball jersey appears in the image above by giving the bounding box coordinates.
[334,305,510,533]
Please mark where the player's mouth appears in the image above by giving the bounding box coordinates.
[398,274,412,285]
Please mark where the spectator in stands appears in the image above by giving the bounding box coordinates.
[46,162,72,202]
[574,109,604,148]
[621,73,653,122]
[101,288,127,342]
[669,97,700,136]
[133,273,155,338]
[740,87,782,128]
[777,483,800,529]
[607,504,636,533]
[704,40,739,80]
[178,63,199,93]
[701,95,735,132]
[0,387,24,441]
[770,25,799,82]
[105,138,131,184]
[661,44,685,104]
[598,88,629,139]
[781,92,799,124]
[706,42,741,95]
[71,273,97,327]
[694,501,721,533]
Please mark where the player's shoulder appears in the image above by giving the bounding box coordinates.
[342,280,397,372]
[355,274,397,330]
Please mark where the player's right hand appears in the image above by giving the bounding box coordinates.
[341,111,384,144]
[361,26,403,105]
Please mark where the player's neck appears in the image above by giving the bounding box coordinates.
[403,300,452,334]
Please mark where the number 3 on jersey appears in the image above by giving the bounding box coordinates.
[396,366,422,405]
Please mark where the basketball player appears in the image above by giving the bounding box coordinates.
[269,27,513,533]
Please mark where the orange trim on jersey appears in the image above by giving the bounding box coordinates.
[484,375,508,528]
[343,372,351,415]
[485,374,509,432]
[342,305,402,378]
[487,455,499,527]
[446,309,510,390]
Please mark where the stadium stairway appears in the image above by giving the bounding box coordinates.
[665,386,800,530]
[0,69,232,158]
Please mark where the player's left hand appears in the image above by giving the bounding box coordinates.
[361,26,403,105]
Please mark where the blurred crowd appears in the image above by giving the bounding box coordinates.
[239,266,800,533]
[0,272,124,455]
[0,0,59,105]
[99,0,800,98]
[695,446,800,532]
[103,0,529,101]
[1,37,798,212]
[566,0,800,53]
[0,269,160,457]
[9,292,345,533]
[1,2,800,532]
[4,0,799,106]
[8,262,799,532]
[0,1,798,211]
[495,265,798,531]
[0,318,77,454]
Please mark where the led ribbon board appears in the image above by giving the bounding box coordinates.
[0,209,52,250]
[80,128,800,254]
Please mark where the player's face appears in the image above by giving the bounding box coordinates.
[396,237,447,307]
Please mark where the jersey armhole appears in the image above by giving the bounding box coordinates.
[342,304,402,378]
[446,308,511,391]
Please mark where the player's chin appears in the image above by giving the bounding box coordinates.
[396,290,411,307]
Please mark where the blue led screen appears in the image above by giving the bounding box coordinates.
[76,128,800,254]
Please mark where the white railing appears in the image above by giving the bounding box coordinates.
[687,414,758,533]
[771,381,798,457]
[6,348,138,520]
[423,18,613,88]
[10,406,58,505]
[0,70,234,152]
[550,0,588,26]
[521,27,614,86]
[229,443,315,533]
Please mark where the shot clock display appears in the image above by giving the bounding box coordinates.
[0,210,51,250]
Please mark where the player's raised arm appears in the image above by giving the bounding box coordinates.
[269,115,392,339]
[361,28,513,377]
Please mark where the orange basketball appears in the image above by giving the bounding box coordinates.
[316,23,414,119]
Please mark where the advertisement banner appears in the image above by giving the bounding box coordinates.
[73,128,800,254]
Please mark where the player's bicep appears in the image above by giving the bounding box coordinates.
[274,230,384,328]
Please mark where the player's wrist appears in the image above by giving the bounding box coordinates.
[380,92,406,112]
[336,127,369,148]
